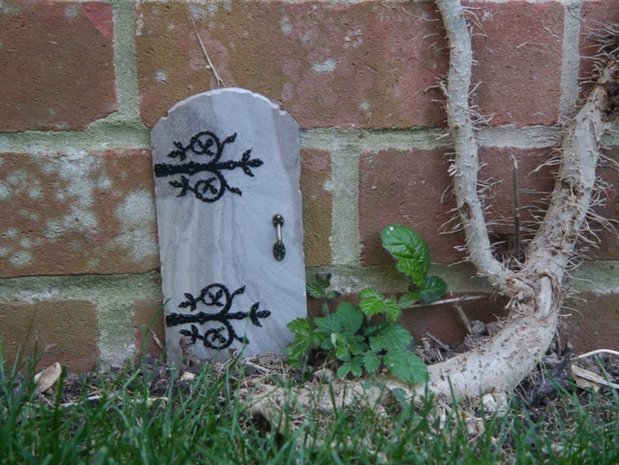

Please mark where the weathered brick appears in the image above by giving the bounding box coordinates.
[0,2,116,132]
[562,293,619,353]
[134,299,165,360]
[359,147,555,265]
[301,149,332,266]
[135,1,449,129]
[0,300,98,372]
[468,1,564,126]
[0,150,159,277]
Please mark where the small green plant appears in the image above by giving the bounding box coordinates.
[287,225,447,384]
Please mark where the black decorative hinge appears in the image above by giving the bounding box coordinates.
[166,283,271,350]
[154,131,263,203]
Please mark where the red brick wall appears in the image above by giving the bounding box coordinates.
[0,0,617,370]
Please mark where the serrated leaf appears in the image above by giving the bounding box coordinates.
[335,343,351,362]
[306,281,326,299]
[359,289,400,321]
[398,293,420,309]
[335,303,364,334]
[337,363,351,379]
[306,274,333,300]
[285,318,314,366]
[362,351,381,374]
[349,357,364,377]
[381,225,430,288]
[419,276,448,304]
[383,349,428,385]
[314,313,343,334]
[349,336,368,355]
[369,323,413,353]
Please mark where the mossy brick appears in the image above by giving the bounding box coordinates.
[359,147,556,265]
[301,149,332,266]
[467,0,564,127]
[0,150,159,277]
[0,2,116,132]
[562,292,619,353]
[135,1,449,129]
[134,299,165,360]
[0,300,98,372]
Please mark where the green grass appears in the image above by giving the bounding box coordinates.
[1,353,617,465]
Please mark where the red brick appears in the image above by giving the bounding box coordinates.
[0,300,98,372]
[308,292,510,346]
[135,1,448,129]
[579,1,619,92]
[562,293,619,353]
[301,149,332,266]
[0,2,116,132]
[0,150,159,277]
[134,299,165,360]
[468,1,564,126]
[359,147,555,265]
[399,294,510,346]
[588,146,619,260]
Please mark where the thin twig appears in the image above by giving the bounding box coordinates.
[512,155,522,262]
[455,304,473,334]
[409,294,488,309]
[574,349,619,360]
[190,14,225,88]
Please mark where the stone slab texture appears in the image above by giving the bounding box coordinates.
[0,2,116,132]
[0,300,98,371]
[151,88,306,362]
[0,150,159,277]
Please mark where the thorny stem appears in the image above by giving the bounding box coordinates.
[436,0,517,292]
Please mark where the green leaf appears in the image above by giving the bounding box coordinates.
[306,274,334,299]
[338,357,364,379]
[335,303,364,334]
[398,293,420,309]
[362,351,381,374]
[335,342,351,362]
[369,323,413,353]
[381,225,430,288]
[359,289,401,321]
[419,276,448,304]
[285,318,314,366]
[349,336,368,356]
[314,313,343,334]
[383,349,428,384]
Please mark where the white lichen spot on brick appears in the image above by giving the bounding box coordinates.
[359,100,371,113]
[0,245,11,258]
[7,170,27,186]
[190,4,217,20]
[55,150,99,232]
[155,70,167,82]
[323,180,334,192]
[114,190,157,262]
[280,16,292,35]
[19,238,31,249]
[0,182,10,200]
[27,184,42,200]
[167,22,175,31]
[9,250,32,267]
[4,228,17,239]
[98,176,112,189]
[312,59,336,74]
[64,4,79,20]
